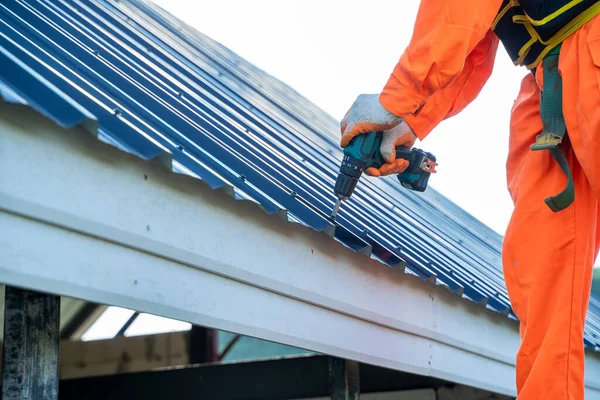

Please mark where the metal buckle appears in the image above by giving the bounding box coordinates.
[530,132,563,151]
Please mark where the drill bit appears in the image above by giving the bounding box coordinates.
[330,198,342,220]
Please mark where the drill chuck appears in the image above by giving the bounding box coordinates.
[334,155,366,200]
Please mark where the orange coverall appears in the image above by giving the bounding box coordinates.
[379,1,600,398]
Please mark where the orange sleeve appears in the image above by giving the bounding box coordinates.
[379,0,504,118]
[404,30,500,140]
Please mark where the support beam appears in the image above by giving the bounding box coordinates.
[188,326,216,364]
[218,334,241,361]
[1,286,60,400]
[59,355,449,400]
[116,311,139,337]
[329,357,360,400]
[59,303,102,341]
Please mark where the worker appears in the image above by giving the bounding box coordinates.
[340,1,600,398]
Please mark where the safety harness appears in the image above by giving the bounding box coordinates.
[492,0,600,211]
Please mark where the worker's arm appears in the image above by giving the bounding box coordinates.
[379,0,504,118]
[403,30,500,141]
[341,0,503,151]
[358,31,498,177]
[362,31,498,177]
[340,0,503,177]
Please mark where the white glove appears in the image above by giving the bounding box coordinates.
[340,94,416,176]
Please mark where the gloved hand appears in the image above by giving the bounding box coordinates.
[340,94,417,177]
[365,121,416,176]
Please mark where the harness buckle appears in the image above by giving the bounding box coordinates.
[530,131,563,151]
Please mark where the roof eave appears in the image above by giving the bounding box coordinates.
[2,102,600,397]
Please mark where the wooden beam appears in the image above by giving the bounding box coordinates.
[60,331,189,380]
[59,355,449,400]
[1,286,60,400]
[188,326,216,364]
[329,357,360,400]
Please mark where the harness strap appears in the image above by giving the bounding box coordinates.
[546,146,575,211]
[530,44,575,212]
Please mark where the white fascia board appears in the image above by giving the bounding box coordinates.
[0,104,599,398]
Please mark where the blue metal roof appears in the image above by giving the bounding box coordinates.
[0,0,598,351]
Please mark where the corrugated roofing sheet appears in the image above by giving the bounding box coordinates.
[0,0,598,351]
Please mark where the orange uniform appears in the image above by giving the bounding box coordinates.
[378,1,600,398]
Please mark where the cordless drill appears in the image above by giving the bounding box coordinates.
[330,131,437,219]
